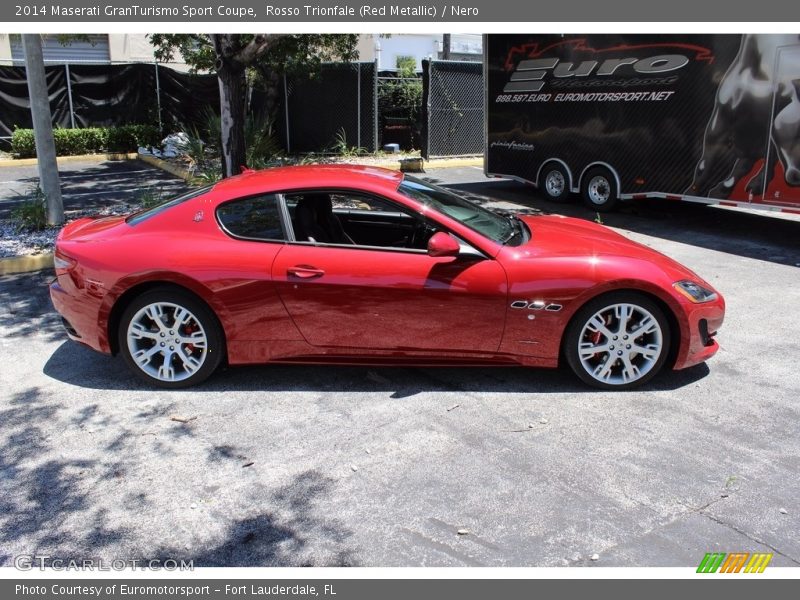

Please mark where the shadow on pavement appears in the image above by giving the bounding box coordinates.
[43,338,711,395]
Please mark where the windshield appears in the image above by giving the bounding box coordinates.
[398,176,514,243]
[126,185,213,226]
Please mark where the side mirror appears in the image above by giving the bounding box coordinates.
[427,231,460,258]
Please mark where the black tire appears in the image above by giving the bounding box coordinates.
[563,291,671,390]
[539,163,571,202]
[118,287,224,388]
[581,167,620,212]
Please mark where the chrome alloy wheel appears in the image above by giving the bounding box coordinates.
[587,175,611,205]
[577,303,664,386]
[545,169,566,197]
[126,302,208,383]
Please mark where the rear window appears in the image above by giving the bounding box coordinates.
[126,186,212,226]
[216,194,285,241]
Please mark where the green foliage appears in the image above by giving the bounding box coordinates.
[194,167,222,185]
[9,128,35,158]
[180,127,211,171]
[594,212,604,224]
[11,125,160,158]
[328,127,366,157]
[148,34,360,78]
[134,186,168,209]
[10,185,47,232]
[105,125,161,152]
[396,55,417,78]
[245,112,283,168]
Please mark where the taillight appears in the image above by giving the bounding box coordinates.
[53,250,76,272]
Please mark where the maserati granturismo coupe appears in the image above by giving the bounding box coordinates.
[50,165,724,389]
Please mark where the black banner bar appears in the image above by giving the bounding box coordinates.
[3,579,800,600]
[3,0,800,22]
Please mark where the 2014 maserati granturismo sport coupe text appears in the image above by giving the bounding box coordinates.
[50,165,725,390]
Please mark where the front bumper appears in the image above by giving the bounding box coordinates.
[672,297,725,370]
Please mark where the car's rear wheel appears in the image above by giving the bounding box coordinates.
[119,288,223,388]
[564,292,671,390]
[581,167,619,212]
[539,163,571,202]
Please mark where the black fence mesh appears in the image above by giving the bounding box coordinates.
[0,63,219,141]
[422,60,485,158]
[278,61,377,153]
[1,61,381,155]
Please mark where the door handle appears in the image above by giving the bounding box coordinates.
[287,265,325,279]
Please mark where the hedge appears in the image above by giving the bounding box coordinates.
[11,125,161,158]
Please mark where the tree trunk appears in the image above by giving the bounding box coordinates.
[217,61,247,178]
[442,34,451,60]
[22,34,64,225]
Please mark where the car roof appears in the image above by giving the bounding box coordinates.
[210,164,405,197]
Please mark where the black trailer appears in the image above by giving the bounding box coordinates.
[485,34,800,214]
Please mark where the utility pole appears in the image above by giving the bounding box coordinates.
[22,34,63,225]
[442,34,451,60]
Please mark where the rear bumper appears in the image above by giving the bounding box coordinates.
[50,278,108,354]
[673,297,725,370]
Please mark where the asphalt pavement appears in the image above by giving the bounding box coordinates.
[0,163,798,567]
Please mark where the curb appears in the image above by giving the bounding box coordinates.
[0,252,54,275]
[0,152,138,168]
[138,153,484,181]
[137,153,197,183]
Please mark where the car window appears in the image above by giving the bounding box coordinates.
[216,194,285,241]
[284,190,432,251]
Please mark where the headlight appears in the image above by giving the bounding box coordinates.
[673,280,718,303]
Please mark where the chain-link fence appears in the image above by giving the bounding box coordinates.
[377,72,423,151]
[421,60,485,158]
[2,59,489,158]
[279,61,378,154]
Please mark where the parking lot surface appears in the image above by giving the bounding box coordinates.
[1,165,798,567]
[0,159,188,219]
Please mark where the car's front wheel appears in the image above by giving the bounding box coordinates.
[119,288,224,388]
[564,292,671,390]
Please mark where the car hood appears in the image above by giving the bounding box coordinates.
[515,214,704,280]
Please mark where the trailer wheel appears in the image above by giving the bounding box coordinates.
[539,163,571,202]
[581,167,619,212]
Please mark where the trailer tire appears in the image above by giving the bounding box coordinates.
[581,167,620,212]
[539,163,571,202]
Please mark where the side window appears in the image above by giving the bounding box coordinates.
[329,193,399,212]
[216,194,285,241]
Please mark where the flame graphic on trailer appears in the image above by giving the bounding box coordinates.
[485,34,800,213]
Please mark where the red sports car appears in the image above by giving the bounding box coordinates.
[50,165,724,390]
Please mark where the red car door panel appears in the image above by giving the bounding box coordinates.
[271,244,508,352]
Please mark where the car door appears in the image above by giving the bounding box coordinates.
[271,192,509,353]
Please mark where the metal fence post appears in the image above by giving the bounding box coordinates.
[356,62,362,150]
[283,72,291,153]
[153,61,163,132]
[64,63,76,128]
[373,59,378,153]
